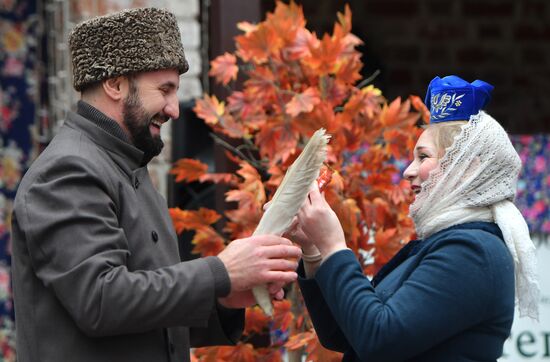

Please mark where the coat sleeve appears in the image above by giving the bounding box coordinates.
[297,262,351,352]
[313,235,509,361]
[190,304,245,347]
[16,155,226,337]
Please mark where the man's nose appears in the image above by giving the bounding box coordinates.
[165,93,180,120]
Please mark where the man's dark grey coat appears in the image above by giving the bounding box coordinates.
[11,107,243,362]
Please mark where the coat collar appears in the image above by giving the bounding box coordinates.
[64,107,144,175]
[372,222,503,287]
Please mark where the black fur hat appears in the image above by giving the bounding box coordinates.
[69,7,189,91]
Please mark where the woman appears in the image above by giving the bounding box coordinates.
[292,75,539,361]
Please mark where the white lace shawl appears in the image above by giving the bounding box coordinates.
[410,111,539,320]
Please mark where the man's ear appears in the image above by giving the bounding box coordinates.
[102,76,128,101]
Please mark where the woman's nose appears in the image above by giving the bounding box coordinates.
[403,162,416,180]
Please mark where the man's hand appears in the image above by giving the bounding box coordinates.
[217,235,301,292]
[218,282,286,309]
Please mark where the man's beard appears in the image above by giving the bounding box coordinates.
[122,84,165,165]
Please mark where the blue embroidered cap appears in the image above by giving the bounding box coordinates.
[425,75,494,123]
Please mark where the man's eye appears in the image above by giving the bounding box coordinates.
[419,154,428,160]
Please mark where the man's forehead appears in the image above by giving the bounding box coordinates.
[137,69,181,86]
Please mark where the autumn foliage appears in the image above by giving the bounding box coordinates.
[170,2,428,360]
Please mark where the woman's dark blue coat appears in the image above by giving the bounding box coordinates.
[298,222,515,362]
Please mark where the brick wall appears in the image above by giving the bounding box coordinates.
[278,0,550,133]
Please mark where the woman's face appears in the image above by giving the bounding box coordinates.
[403,128,440,195]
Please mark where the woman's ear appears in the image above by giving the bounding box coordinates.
[102,76,128,101]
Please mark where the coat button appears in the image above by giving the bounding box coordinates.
[151,230,159,242]
[134,178,140,189]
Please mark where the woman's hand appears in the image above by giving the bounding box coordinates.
[263,200,317,254]
[294,185,347,259]
[283,216,318,254]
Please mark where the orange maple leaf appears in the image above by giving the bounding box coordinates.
[304,331,343,361]
[335,54,363,85]
[283,27,317,60]
[285,331,315,350]
[209,52,239,85]
[266,1,306,44]
[236,23,282,63]
[374,227,402,266]
[244,67,277,101]
[330,197,360,250]
[255,124,299,165]
[194,94,225,126]
[225,190,262,217]
[342,89,368,118]
[304,32,343,75]
[320,76,349,108]
[410,94,430,123]
[366,170,396,193]
[223,162,265,235]
[169,207,221,234]
[379,97,403,127]
[294,102,333,136]
[191,227,226,257]
[383,129,411,160]
[388,183,409,205]
[265,164,285,190]
[244,306,270,335]
[197,344,256,362]
[223,344,256,362]
[216,113,246,139]
[227,91,266,130]
[371,197,395,230]
[272,299,293,332]
[199,173,239,185]
[236,21,258,34]
[193,346,219,361]
[253,348,283,362]
[380,97,421,128]
[336,4,352,34]
[236,162,266,197]
[285,87,321,117]
[170,158,208,183]
[223,220,257,240]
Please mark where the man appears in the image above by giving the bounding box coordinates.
[10,7,301,362]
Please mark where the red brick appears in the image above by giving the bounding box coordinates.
[388,69,413,85]
[367,0,419,16]
[520,0,546,16]
[456,47,495,63]
[427,0,454,16]
[461,1,515,17]
[514,24,550,40]
[383,45,420,62]
[418,23,463,40]
[425,47,451,62]
[521,48,546,65]
[512,75,532,87]
[477,72,506,86]
[478,24,503,39]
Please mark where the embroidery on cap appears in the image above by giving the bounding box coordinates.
[430,92,465,120]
